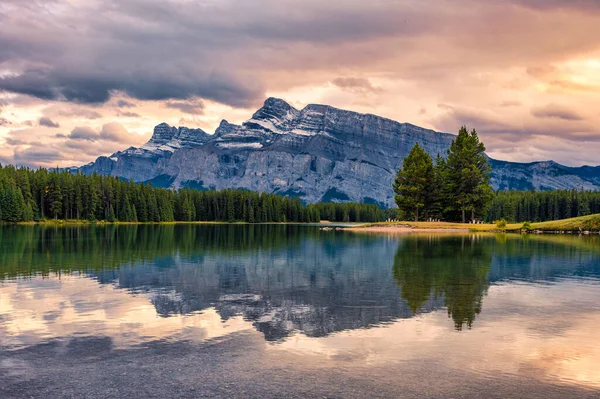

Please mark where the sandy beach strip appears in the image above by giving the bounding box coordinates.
[345,225,470,234]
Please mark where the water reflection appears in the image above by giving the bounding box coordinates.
[2,226,600,392]
[393,235,491,330]
[1,226,600,343]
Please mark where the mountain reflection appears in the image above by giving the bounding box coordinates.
[392,235,491,330]
[1,226,600,342]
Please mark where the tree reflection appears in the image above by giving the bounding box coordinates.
[393,235,492,330]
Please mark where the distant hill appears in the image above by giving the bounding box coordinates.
[72,98,600,207]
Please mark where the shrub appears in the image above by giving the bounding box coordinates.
[521,221,532,232]
[581,216,600,232]
[495,219,507,229]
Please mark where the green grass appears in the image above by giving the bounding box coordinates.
[527,214,600,232]
[355,213,600,233]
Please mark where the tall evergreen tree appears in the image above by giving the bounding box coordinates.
[427,153,447,220]
[446,126,493,222]
[393,143,434,221]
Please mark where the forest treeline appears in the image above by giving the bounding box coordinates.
[486,189,600,223]
[0,164,386,224]
[2,161,600,225]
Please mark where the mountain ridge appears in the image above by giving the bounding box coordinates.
[74,98,600,207]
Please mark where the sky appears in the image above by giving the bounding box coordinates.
[1,0,600,168]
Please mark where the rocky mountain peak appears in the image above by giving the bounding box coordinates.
[251,97,298,121]
[150,122,178,145]
[177,126,210,146]
[75,98,600,204]
[141,122,210,153]
[214,119,239,137]
[301,103,329,114]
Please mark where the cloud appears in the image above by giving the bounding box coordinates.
[513,0,600,11]
[547,79,600,93]
[500,100,522,107]
[1,122,148,168]
[165,98,205,115]
[64,123,140,145]
[13,147,63,165]
[58,108,103,120]
[68,126,98,141]
[5,137,28,146]
[0,117,12,126]
[1,0,600,166]
[39,116,60,128]
[116,99,136,108]
[100,122,139,144]
[434,103,597,139]
[117,111,141,118]
[531,104,584,121]
[0,0,441,107]
[331,77,381,93]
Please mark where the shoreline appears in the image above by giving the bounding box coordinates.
[2,220,360,227]
[345,225,471,234]
[344,220,600,235]
[2,219,599,235]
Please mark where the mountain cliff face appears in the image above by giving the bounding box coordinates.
[75,98,600,207]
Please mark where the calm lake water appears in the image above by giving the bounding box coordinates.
[1,225,599,398]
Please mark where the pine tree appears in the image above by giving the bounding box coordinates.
[47,172,63,220]
[227,191,235,222]
[393,143,434,221]
[446,127,493,222]
[578,188,591,216]
[107,205,117,222]
[428,153,447,220]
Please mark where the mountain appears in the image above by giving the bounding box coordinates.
[75,98,600,207]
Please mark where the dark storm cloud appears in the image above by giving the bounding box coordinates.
[39,116,60,128]
[0,68,260,107]
[531,104,584,121]
[0,0,432,108]
[165,98,205,115]
[0,0,266,107]
[0,70,61,101]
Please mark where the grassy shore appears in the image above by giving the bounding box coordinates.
[352,213,600,234]
[5,214,600,233]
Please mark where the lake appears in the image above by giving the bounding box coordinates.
[1,225,599,398]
